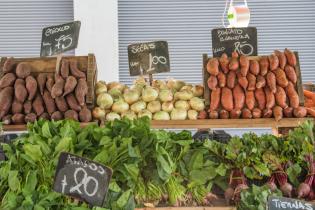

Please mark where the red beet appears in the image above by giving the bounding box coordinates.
[297,183,311,198]
[307,189,315,201]
[280,182,293,197]
[224,187,235,203]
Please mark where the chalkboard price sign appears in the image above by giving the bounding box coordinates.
[268,196,315,210]
[53,152,112,207]
[40,21,81,57]
[128,41,170,76]
[211,27,257,57]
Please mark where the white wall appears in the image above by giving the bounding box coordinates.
[74,0,119,82]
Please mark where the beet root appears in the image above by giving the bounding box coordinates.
[280,182,293,197]
[297,182,311,198]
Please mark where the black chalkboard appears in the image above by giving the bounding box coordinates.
[268,196,315,210]
[211,27,257,57]
[40,21,81,57]
[53,152,112,207]
[128,41,170,76]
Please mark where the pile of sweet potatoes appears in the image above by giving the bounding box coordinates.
[0,57,92,124]
[206,49,307,121]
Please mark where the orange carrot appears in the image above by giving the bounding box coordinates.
[306,107,315,117]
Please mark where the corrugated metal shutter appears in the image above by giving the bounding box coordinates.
[0,0,74,57]
[118,0,315,85]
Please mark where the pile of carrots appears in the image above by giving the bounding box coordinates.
[304,89,315,117]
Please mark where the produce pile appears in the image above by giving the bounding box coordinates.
[0,58,92,124]
[206,49,308,120]
[0,117,314,210]
[93,77,206,122]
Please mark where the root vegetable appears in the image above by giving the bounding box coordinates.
[286,82,299,108]
[162,101,174,112]
[284,48,297,66]
[245,91,255,110]
[256,75,266,89]
[60,59,70,79]
[124,89,140,104]
[70,60,86,78]
[230,109,241,119]
[171,108,187,120]
[284,107,294,118]
[142,86,159,102]
[206,58,219,76]
[43,90,57,115]
[95,81,107,96]
[275,68,289,88]
[25,113,37,123]
[269,54,279,71]
[187,110,198,120]
[249,60,260,75]
[3,57,16,73]
[259,56,269,76]
[138,110,152,120]
[263,109,273,118]
[12,100,23,114]
[154,111,171,120]
[0,73,16,88]
[32,94,44,116]
[46,75,54,93]
[273,106,283,121]
[79,107,92,122]
[25,75,37,100]
[97,93,113,109]
[12,113,25,124]
[221,87,234,111]
[23,100,32,114]
[219,53,230,74]
[266,176,277,192]
[75,78,88,106]
[66,93,81,112]
[51,111,63,121]
[39,112,50,120]
[192,85,204,97]
[237,72,248,90]
[15,82,27,103]
[148,101,162,113]
[112,99,129,114]
[280,182,293,197]
[37,73,47,95]
[64,110,79,121]
[306,107,315,117]
[14,78,25,87]
[209,110,218,119]
[284,65,297,84]
[63,76,77,96]
[274,50,287,69]
[265,87,275,109]
[275,86,288,109]
[233,84,245,110]
[242,108,252,119]
[55,96,69,112]
[252,108,262,118]
[293,106,307,118]
[131,100,146,113]
[2,115,12,125]
[247,73,256,91]
[175,90,194,101]
[159,89,173,102]
[227,71,236,89]
[15,62,31,79]
[207,75,218,90]
[267,72,277,93]
[229,53,239,71]
[51,77,65,98]
[224,187,234,204]
[217,72,226,88]
[106,112,121,121]
[240,55,249,76]
[210,88,221,111]
[92,107,106,120]
[189,97,205,111]
[220,110,229,119]
[255,88,266,110]
[297,183,311,199]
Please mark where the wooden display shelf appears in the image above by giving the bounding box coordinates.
[2,118,312,135]
[136,207,235,210]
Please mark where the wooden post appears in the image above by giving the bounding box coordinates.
[149,74,153,86]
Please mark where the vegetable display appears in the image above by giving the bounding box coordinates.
[0,58,92,124]
[93,77,205,121]
[0,118,314,209]
[206,49,308,120]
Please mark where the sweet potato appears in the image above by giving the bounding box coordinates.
[284,65,297,84]
[274,50,287,69]
[43,90,57,115]
[14,78,25,87]
[255,88,266,110]
[219,53,230,74]
[267,72,277,93]
[232,51,239,58]
[264,87,275,109]
[229,57,239,71]
[12,100,23,114]
[256,75,266,89]
[268,54,279,71]
[240,55,249,76]
[247,73,256,91]
[217,72,226,88]
[284,107,294,118]
[55,96,69,112]
[25,113,37,123]
[252,108,262,119]
[51,77,65,98]
[0,73,16,88]
[250,60,260,75]
[209,110,219,119]
[263,109,273,118]
[64,110,79,121]
[46,75,54,93]
[306,107,315,117]
[207,75,218,90]
[15,82,27,103]
[259,56,269,76]
[70,60,86,78]
[304,90,315,103]
[275,68,289,88]
[79,107,92,122]
[2,115,12,125]
[233,84,245,110]
[51,111,63,121]
[15,62,31,79]
[219,110,230,119]
[60,59,70,79]
[293,106,307,118]
[245,91,255,110]
[37,73,47,95]
[284,48,297,66]
[198,110,207,119]
[39,112,50,120]
[275,86,288,109]
[221,87,234,111]
[25,75,37,101]
[273,106,283,121]
[3,57,16,73]
[207,58,219,76]
[12,113,25,124]
[237,72,248,90]
[286,82,299,108]
[63,76,77,96]
[227,71,236,89]
[242,108,252,119]
[23,100,32,114]
[66,93,81,112]
[0,87,14,119]
[32,94,44,116]
[210,88,221,111]
[230,109,241,119]
[75,78,88,106]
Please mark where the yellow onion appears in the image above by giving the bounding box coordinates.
[188,110,198,120]
[152,80,168,89]
[142,86,158,102]
[106,112,121,121]
[167,79,186,91]
[192,85,204,97]
[107,81,125,92]
[123,89,140,104]
[189,97,205,111]
[121,111,137,120]
[162,101,174,112]
[147,101,161,113]
[174,90,194,100]
[112,99,129,114]
[108,88,122,100]
[97,93,113,109]
[171,108,187,120]
[180,85,193,91]
[130,101,146,113]
[92,107,106,120]
[175,100,190,111]
[159,89,173,102]
[95,81,107,96]
[133,76,147,88]
[153,111,170,120]
[138,109,153,120]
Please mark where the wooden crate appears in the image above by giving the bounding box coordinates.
[0,54,97,107]
[203,52,304,107]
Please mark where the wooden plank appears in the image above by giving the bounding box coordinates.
[295,52,305,106]
[203,54,210,106]
[86,53,97,105]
